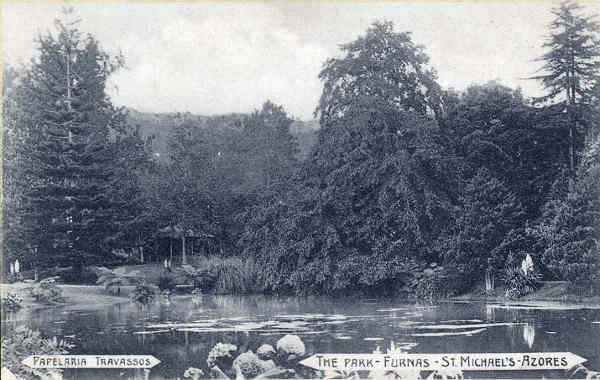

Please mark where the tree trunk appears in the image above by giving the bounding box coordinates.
[182,236,187,265]
[569,124,575,174]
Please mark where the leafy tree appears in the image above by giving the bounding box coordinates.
[443,169,525,291]
[240,101,299,191]
[533,1,600,173]
[154,101,300,263]
[14,12,127,270]
[317,21,442,123]
[241,22,458,295]
[440,82,567,219]
[531,136,600,281]
[104,124,156,261]
[159,120,221,264]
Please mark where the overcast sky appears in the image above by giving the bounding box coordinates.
[3,1,600,120]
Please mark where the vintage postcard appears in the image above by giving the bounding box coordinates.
[1,1,600,380]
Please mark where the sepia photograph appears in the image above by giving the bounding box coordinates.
[1,1,600,380]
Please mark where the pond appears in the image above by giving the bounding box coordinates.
[3,295,600,379]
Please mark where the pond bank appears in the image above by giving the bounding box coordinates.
[2,280,600,311]
[1,283,131,310]
[451,281,600,304]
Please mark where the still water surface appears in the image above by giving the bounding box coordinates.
[4,295,600,379]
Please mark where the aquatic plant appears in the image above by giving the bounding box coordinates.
[182,264,217,291]
[1,326,73,380]
[568,363,600,379]
[257,344,276,361]
[183,256,261,294]
[27,277,65,304]
[207,343,238,369]
[2,292,23,312]
[276,334,306,358]
[183,367,204,380]
[424,369,464,379]
[325,369,360,379]
[233,351,275,378]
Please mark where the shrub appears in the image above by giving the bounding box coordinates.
[502,266,541,299]
[4,272,18,284]
[413,264,464,300]
[157,275,176,292]
[182,265,217,291]
[1,326,73,380]
[130,283,155,304]
[28,278,64,304]
[2,292,23,312]
[212,257,255,294]
[183,256,260,295]
[60,266,98,284]
[95,267,141,295]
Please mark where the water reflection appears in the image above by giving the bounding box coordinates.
[523,323,535,349]
[2,297,599,380]
[485,304,496,322]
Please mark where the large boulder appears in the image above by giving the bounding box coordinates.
[257,344,276,361]
[233,351,276,378]
[207,343,238,370]
[276,334,306,360]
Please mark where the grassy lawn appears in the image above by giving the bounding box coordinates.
[112,262,170,283]
[1,283,132,310]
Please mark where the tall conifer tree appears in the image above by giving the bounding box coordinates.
[17,10,125,269]
[533,2,600,174]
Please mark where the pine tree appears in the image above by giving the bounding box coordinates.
[16,12,126,270]
[533,1,600,174]
[2,66,29,268]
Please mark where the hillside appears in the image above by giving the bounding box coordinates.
[125,108,319,161]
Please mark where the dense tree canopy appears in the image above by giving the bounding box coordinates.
[316,21,442,124]
[4,14,147,271]
[4,4,599,295]
[240,21,460,295]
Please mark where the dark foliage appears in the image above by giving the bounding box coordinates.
[3,6,599,297]
[156,275,176,292]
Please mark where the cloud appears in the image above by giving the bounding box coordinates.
[104,3,329,118]
[3,1,600,119]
